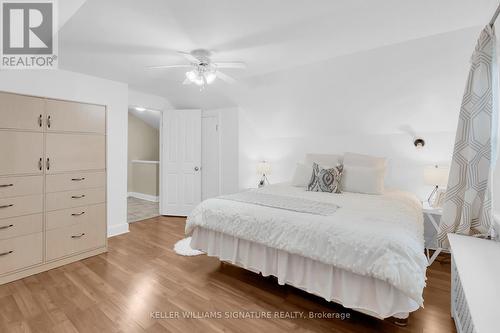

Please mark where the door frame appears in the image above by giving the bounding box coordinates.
[201,110,222,200]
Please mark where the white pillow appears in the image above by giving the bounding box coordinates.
[291,163,312,187]
[305,154,342,168]
[341,166,385,194]
[343,152,386,168]
[342,153,386,194]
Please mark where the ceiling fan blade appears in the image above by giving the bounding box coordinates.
[178,51,200,64]
[146,64,191,69]
[214,62,246,69]
[182,78,192,85]
[217,71,236,84]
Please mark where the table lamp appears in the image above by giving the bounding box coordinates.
[424,165,449,207]
[257,161,271,188]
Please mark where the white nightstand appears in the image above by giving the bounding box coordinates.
[422,202,445,265]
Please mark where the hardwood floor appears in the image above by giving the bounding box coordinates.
[0,216,456,333]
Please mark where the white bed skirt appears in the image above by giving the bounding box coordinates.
[191,227,418,319]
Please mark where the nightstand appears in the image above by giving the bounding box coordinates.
[423,202,445,265]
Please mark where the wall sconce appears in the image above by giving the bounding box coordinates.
[414,138,425,150]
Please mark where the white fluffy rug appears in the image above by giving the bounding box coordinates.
[174,237,204,256]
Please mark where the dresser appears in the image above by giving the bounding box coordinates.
[449,234,500,333]
[0,92,107,284]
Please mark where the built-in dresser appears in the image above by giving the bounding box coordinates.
[0,92,107,284]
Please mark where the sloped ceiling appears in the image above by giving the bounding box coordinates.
[59,0,499,136]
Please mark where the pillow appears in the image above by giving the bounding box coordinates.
[341,165,385,195]
[307,163,343,193]
[305,154,343,168]
[291,163,311,187]
[342,153,386,194]
[343,152,386,168]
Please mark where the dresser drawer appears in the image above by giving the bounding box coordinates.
[46,217,106,261]
[0,195,43,219]
[46,172,105,193]
[46,203,105,230]
[46,188,106,211]
[0,176,43,199]
[0,214,42,240]
[0,232,43,275]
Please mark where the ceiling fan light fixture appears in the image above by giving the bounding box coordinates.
[204,71,217,84]
[186,70,198,81]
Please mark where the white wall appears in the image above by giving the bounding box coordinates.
[236,27,491,202]
[0,69,129,237]
[239,111,455,199]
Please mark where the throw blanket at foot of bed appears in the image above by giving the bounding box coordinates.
[186,184,427,306]
[218,191,339,215]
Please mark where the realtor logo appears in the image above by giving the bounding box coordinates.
[1,0,58,69]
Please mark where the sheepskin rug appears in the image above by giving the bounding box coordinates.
[174,237,204,256]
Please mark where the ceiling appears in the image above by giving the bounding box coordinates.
[59,0,499,136]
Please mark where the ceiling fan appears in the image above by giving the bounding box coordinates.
[146,49,246,89]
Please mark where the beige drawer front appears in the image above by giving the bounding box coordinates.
[46,217,106,261]
[45,100,105,134]
[0,132,44,176]
[0,214,42,240]
[46,171,105,193]
[0,195,43,219]
[46,203,105,231]
[45,133,106,173]
[0,175,43,199]
[46,188,105,211]
[0,93,45,131]
[0,232,43,275]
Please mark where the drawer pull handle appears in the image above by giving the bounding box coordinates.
[0,250,13,257]
[71,212,85,216]
[71,178,86,181]
[47,115,51,128]
[39,158,43,171]
[0,184,13,188]
[71,233,85,239]
[71,195,86,199]
[46,158,50,171]
[0,224,13,230]
[0,204,13,209]
[38,114,43,127]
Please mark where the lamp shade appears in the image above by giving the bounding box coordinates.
[256,161,271,175]
[424,165,449,187]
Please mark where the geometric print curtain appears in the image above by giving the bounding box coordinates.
[438,25,498,248]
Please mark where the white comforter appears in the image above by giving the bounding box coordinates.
[186,183,427,305]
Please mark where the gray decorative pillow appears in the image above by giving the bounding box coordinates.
[307,163,343,193]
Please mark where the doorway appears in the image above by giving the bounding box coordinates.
[127,106,161,223]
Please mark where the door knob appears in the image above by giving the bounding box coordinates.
[194,166,200,172]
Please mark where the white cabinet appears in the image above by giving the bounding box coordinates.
[0,92,107,285]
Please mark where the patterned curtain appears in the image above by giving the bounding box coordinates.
[437,25,498,247]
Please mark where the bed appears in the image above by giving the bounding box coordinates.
[186,183,427,321]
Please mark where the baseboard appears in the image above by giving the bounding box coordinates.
[128,192,159,202]
[108,223,129,237]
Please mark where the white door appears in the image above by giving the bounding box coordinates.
[160,109,202,216]
[202,115,220,200]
